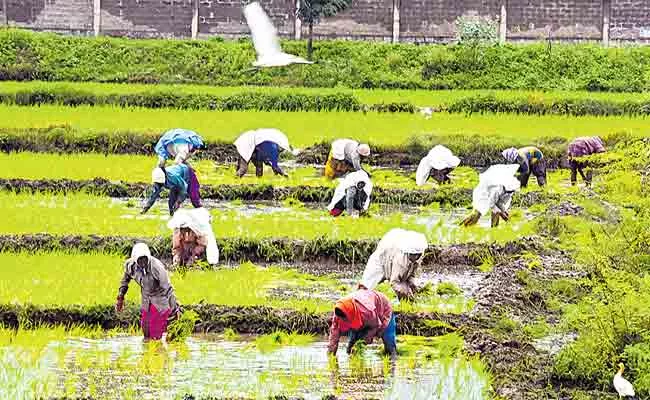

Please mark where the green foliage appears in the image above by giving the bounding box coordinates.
[455,16,498,46]
[447,94,650,116]
[5,29,650,91]
[435,282,462,296]
[166,310,199,343]
[222,327,240,341]
[252,331,315,353]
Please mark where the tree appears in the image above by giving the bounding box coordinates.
[296,0,352,60]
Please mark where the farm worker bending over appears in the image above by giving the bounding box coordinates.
[502,146,547,188]
[234,128,299,178]
[168,208,219,268]
[115,243,180,341]
[142,164,201,216]
[359,228,428,301]
[327,288,397,357]
[327,170,372,218]
[416,145,461,186]
[324,139,371,179]
[567,136,606,186]
[155,128,204,167]
[462,164,521,228]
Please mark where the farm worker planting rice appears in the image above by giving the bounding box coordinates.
[567,136,606,186]
[234,128,299,178]
[327,170,372,218]
[168,208,219,267]
[327,288,397,357]
[415,145,461,186]
[115,243,181,341]
[142,164,201,216]
[502,146,547,188]
[359,228,428,301]
[462,164,521,228]
[155,128,204,167]
[324,139,371,179]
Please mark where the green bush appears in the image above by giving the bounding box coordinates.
[3,29,650,91]
[447,94,650,116]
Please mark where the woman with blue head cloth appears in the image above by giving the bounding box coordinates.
[155,129,205,168]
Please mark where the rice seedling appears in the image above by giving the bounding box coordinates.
[0,252,341,311]
[6,81,650,106]
[0,104,647,147]
[0,191,537,243]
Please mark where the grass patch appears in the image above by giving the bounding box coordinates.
[0,104,647,147]
[0,252,337,312]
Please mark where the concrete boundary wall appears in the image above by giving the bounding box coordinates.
[1,0,649,44]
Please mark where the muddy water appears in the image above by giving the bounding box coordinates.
[116,197,511,231]
[2,336,489,400]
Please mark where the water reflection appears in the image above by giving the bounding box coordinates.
[2,336,489,400]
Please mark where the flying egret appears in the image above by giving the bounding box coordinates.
[243,2,313,68]
[613,363,635,398]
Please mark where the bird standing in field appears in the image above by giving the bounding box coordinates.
[613,363,636,399]
[243,2,313,67]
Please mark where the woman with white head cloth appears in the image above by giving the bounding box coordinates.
[324,139,371,179]
[327,170,373,218]
[416,145,461,186]
[168,208,219,268]
[359,229,428,301]
[234,128,298,178]
[115,243,180,341]
[462,164,521,228]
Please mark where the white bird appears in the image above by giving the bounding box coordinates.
[418,107,433,119]
[243,2,313,68]
[613,363,636,398]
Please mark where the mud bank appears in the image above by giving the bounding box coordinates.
[0,233,533,267]
[0,303,465,337]
[0,127,567,168]
[0,177,474,206]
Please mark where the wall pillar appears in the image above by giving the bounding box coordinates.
[191,0,198,39]
[499,1,507,43]
[93,0,101,36]
[2,0,7,26]
[294,0,302,39]
[602,0,611,47]
[392,0,400,43]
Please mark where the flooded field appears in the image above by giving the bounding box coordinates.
[1,332,489,400]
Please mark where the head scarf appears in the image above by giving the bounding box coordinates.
[334,297,363,331]
[131,242,151,259]
[357,144,371,157]
[427,145,461,170]
[396,230,428,254]
[502,147,519,163]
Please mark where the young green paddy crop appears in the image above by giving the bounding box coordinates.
[4,81,650,106]
[0,104,647,146]
[0,152,480,190]
[0,251,470,314]
[0,326,491,399]
[0,191,540,244]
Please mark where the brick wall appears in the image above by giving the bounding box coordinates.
[2,0,650,43]
[611,0,650,41]
[507,0,602,39]
[199,0,294,37]
[400,0,500,40]
[101,0,193,37]
[6,0,92,31]
[306,0,393,40]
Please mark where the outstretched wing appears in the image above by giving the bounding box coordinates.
[243,2,282,59]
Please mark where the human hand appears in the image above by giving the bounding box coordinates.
[115,296,124,313]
